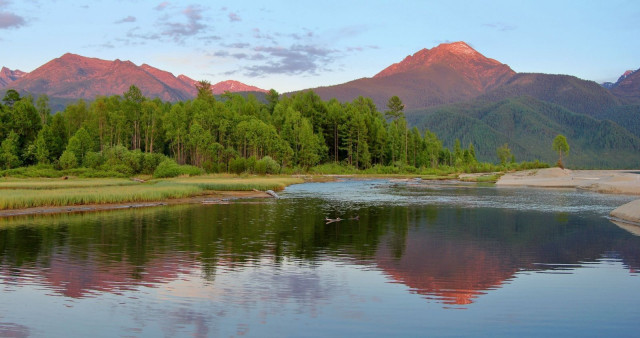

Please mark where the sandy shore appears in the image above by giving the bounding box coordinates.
[496,167,640,227]
[496,168,640,194]
[0,190,273,218]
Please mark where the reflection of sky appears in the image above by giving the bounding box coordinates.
[1,181,640,336]
[3,257,639,337]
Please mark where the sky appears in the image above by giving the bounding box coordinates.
[1,0,639,92]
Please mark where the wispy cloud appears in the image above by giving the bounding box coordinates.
[115,16,136,24]
[228,12,241,22]
[483,22,516,32]
[155,2,170,11]
[161,5,207,42]
[0,11,25,29]
[244,44,339,76]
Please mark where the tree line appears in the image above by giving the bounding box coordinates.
[0,83,543,176]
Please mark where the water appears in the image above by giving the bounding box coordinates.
[1,179,639,337]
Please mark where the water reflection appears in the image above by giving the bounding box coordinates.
[0,180,639,335]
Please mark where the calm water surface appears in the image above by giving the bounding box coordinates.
[1,179,639,337]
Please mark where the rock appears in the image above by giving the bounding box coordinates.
[265,190,279,198]
[610,199,640,225]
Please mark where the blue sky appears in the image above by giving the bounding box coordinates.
[1,0,639,92]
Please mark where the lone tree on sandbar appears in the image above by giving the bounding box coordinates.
[552,134,570,168]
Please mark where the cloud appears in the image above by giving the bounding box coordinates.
[221,42,250,48]
[155,2,170,10]
[244,44,338,76]
[161,5,207,42]
[483,22,516,32]
[115,16,136,24]
[0,11,25,29]
[228,12,240,22]
[126,26,160,40]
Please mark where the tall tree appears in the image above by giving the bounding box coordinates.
[385,95,405,120]
[552,134,570,168]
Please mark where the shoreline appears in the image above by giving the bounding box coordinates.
[496,168,640,227]
[0,190,273,218]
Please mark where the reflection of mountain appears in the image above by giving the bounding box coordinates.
[1,196,640,304]
[41,251,197,298]
[371,206,640,306]
[375,233,517,305]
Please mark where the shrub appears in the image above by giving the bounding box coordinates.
[59,150,78,170]
[153,159,204,178]
[229,157,246,174]
[255,156,281,175]
[141,153,166,175]
[83,151,104,169]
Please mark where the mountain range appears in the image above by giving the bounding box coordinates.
[1,42,639,168]
[0,53,267,102]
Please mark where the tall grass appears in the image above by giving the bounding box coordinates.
[165,176,304,191]
[0,178,137,190]
[0,184,203,210]
[0,176,304,210]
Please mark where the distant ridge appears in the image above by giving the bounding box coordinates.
[0,67,26,87]
[1,53,267,101]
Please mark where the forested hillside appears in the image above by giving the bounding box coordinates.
[407,96,640,168]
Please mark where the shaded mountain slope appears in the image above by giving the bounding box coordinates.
[408,96,640,168]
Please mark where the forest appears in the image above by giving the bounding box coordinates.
[0,83,546,178]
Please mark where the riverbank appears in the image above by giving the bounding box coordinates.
[0,190,273,218]
[0,176,302,218]
[496,167,640,227]
[496,168,640,194]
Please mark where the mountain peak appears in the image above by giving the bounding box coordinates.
[210,80,268,94]
[374,41,509,80]
[437,41,477,55]
[0,66,27,88]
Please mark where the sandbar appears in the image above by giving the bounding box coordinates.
[496,167,640,227]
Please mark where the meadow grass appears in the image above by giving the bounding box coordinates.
[0,175,304,210]
[0,184,203,210]
[163,175,304,191]
[0,178,137,190]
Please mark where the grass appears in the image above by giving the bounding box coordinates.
[0,175,304,210]
[165,175,304,191]
[0,178,137,190]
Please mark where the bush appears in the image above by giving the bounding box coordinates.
[153,159,204,178]
[141,153,166,175]
[59,150,78,170]
[255,156,281,175]
[83,151,104,169]
[229,157,246,174]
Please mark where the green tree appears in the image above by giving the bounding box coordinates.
[195,80,214,101]
[36,94,51,125]
[385,95,404,120]
[66,127,95,165]
[552,134,570,168]
[497,143,512,166]
[59,150,78,169]
[0,131,21,169]
[2,89,20,107]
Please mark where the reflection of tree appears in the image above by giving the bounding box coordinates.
[1,199,639,303]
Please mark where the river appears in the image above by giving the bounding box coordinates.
[1,179,639,337]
